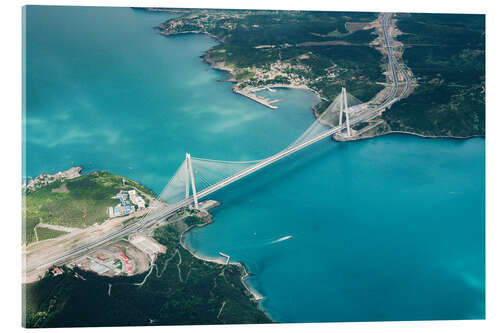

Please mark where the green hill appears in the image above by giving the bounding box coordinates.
[383,13,485,137]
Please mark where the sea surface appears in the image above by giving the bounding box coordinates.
[24,6,485,322]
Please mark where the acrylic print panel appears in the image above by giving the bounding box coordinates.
[22,5,485,327]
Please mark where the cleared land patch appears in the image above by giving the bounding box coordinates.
[23,208,271,327]
[23,170,154,244]
[36,227,68,242]
[51,183,69,193]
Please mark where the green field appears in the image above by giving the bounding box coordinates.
[36,227,68,242]
[23,171,154,244]
[23,210,271,327]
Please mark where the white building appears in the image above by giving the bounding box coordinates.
[128,190,146,209]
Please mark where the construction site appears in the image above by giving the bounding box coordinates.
[69,236,166,278]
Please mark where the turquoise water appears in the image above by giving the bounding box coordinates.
[185,136,485,322]
[25,6,485,323]
[24,6,317,187]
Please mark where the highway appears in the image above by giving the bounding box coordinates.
[382,12,411,100]
[25,13,410,273]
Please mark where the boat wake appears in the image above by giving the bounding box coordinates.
[269,235,293,244]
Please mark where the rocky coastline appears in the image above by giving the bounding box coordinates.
[23,166,83,193]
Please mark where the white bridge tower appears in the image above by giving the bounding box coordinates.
[338,87,352,137]
[185,153,199,209]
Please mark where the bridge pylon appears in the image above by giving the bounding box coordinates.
[185,153,199,209]
[338,87,352,137]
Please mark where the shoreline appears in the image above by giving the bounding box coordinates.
[199,13,430,142]
[178,209,267,304]
[362,130,485,141]
[331,126,485,143]
[176,202,274,323]
[157,14,386,113]
[157,15,483,143]
[199,43,325,110]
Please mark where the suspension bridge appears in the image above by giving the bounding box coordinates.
[126,12,410,229]
[25,13,410,272]
[156,10,410,209]
[159,88,373,210]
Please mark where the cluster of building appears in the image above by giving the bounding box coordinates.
[244,59,311,87]
[74,247,134,277]
[128,190,146,209]
[119,253,134,273]
[107,189,146,218]
[70,241,158,278]
[50,267,64,276]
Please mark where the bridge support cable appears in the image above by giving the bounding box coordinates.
[132,158,201,226]
[159,88,369,207]
[189,157,261,193]
[288,87,363,149]
[133,165,189,227]
[159,89,367,209]
[158,158,190,204]
[160,155,262,206]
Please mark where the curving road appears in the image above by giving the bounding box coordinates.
[25,13,410,273]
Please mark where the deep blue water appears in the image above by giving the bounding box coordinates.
[24,6,485,323]
[186,135,485,322]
